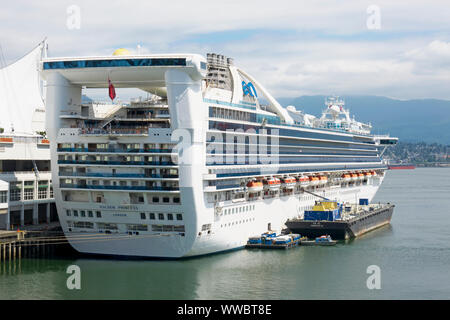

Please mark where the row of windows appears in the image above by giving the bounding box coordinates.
[140,212,183,221]
[66,209,183,222]
[220,217,256,228]
[151,196,180,204]
[43,58,186,70]
[66,221,185,233]
[222,204,256,216]
[66,209,102,218]
[208,121,374,144]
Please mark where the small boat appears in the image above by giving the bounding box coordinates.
[357,172,365,180]
[364,171,372,177]
[246,180,263,193]
[272,235,292,244]
[319,175,328,184]
[350,173,358,181]
[341,173,352,182]
[309,175,320,186]
[301,235,337,246]
[281,177,296,189]
[297,175,310,186]
[263,177,281,191]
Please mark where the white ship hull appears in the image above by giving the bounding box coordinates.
[64,179,382,258]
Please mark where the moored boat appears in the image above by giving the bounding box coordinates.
[246,180,263,193]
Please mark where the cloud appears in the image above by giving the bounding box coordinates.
[0,1,449,99]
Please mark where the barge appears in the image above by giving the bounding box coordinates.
[285,200,394,240]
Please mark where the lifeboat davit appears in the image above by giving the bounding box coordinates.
[263,177,281,191]
[246,180,263,193]
[281,177,296,189]
[297,175,310,186]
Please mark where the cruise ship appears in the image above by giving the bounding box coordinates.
[41,50,398,258]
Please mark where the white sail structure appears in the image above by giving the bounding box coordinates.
[0,41,46,135]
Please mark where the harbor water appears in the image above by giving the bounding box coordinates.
[1,168,449,299]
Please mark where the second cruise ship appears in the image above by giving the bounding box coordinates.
[41,50,397,258]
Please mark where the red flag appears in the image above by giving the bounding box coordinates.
[108,78,116,101]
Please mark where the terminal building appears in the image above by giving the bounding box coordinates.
[0,41,56,230]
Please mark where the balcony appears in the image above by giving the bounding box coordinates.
[57,147,174,154]
[60,184,179,192]
[57,160,177,166]
[78,128,148,136]
[58,172,178,179]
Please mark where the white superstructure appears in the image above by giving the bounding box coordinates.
[0,41,56,230]
[41,50,397,258]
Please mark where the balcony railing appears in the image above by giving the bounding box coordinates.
[57,147,175,153]
[58,160,177,166]
[79,128,149,135]
[60,184,179,191]
[58,172,178,179]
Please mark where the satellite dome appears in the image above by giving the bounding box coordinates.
[112,48,131,56]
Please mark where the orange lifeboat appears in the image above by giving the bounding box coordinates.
[319,175,328,184]
[341,173,352,182]
[246,180,263,193]
[297,175,310,186]
[350,173,359,181]
[370,170,377,177]
[309,175,320,186]
[263,177,281,191]
[364,171,372,177]
[357,172,365,180]
[281,177,296,189]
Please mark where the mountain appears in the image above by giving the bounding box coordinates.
[276,95,450,144]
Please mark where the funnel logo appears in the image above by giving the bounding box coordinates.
[242,81,257,98]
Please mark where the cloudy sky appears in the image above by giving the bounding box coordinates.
[1,0,449,100]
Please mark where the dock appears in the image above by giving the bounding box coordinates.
[245,238,303,249]
[0,226,75,262]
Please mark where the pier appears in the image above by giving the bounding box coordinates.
[0,227,73,262]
